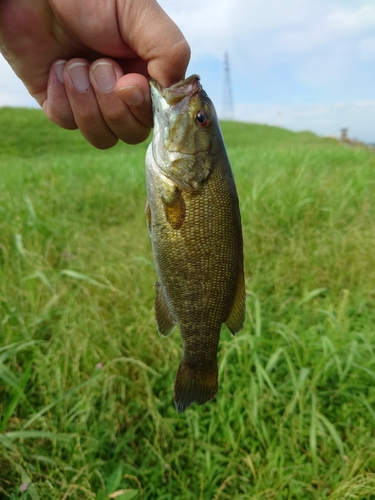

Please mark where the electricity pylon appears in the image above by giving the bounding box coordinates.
[222,52,234,120]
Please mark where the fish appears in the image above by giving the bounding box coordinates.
[145,74,245,413]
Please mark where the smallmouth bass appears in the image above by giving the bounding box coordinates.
[145,75,245,413]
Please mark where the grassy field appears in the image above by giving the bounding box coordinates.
[1,106,375,499]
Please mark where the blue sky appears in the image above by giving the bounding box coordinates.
[1,0,374,143]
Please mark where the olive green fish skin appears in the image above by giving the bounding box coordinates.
[146,75,245,413]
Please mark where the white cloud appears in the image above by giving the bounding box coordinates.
[161,1,375,52]
[326,5,375,33]
[160,0,375,80]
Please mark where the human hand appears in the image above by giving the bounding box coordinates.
[0,0,190,148]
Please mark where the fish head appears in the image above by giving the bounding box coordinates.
[150,75,218,191]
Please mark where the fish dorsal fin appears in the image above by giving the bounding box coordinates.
[224,264,246,335]
[161,186,186,230]
[154,281,176,337]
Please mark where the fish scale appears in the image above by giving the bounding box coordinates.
[146,74,245,413]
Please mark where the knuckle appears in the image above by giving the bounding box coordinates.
[46,108,77,130]
[103,107,127,126]
[92,136,119,150]
[121,126,151,145]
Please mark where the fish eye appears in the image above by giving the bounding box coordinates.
[196,110,210,128]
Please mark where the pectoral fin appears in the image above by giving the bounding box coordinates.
[224,265,246,335]
[154,281,176,337]
[161,187,185,230]
[145,200,152,235]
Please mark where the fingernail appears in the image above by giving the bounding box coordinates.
[91,62,117,92]
[54,60,66,83]
[120,85,144,106]
[67,62,90,92]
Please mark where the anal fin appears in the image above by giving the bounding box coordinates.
[224,264,246,335]
[154,281,176,337]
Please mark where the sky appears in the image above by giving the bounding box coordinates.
[1,0,374,143]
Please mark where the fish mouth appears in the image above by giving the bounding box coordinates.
[150,74,201,105]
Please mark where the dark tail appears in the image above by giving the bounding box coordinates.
[174,361,218,413]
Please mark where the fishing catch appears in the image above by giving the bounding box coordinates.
[145,74,245,413]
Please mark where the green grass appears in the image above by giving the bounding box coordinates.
[1,107,375,499]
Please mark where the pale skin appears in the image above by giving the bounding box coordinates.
[0,0,191,149]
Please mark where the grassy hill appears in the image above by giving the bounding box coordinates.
[1,107,375,499]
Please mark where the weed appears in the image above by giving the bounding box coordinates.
[1,108,375,498]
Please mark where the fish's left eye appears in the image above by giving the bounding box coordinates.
[196,110,210,128]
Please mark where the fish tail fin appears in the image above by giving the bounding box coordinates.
[174,361,218,413]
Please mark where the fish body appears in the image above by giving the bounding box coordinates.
[145,75,245,413]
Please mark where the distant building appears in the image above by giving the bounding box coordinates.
[340,128,348,141]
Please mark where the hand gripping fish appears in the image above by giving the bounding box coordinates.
[145,75,245,413]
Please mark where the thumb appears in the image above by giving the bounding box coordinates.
[117,0,191,87]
